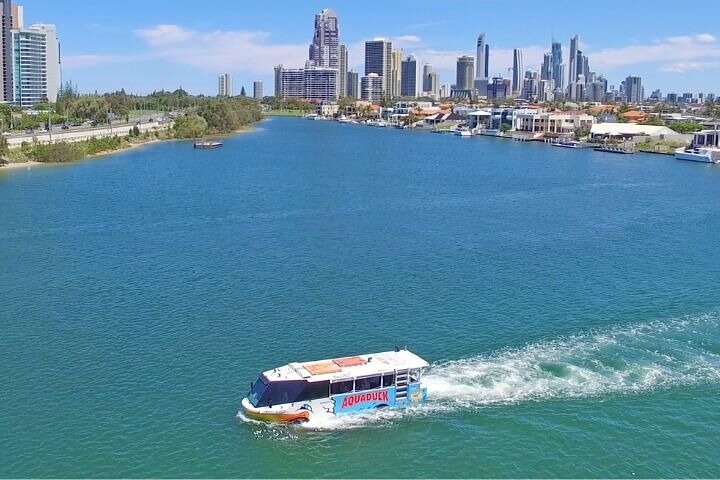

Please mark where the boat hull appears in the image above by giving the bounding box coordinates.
[240,384,427,424]
[675,149,718,163]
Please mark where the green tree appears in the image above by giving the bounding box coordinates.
[69,95,110,123]
[173,113,207,138]
[0,103,11,131]
[240,86,246,97]
[669,121,705,134]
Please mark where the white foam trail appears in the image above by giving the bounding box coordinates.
[424,312,720,407]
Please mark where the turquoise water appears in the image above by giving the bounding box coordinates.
[2,117,720,478]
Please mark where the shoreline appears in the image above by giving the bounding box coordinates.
[1,126,257,171]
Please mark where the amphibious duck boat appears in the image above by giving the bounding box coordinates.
[241,348,429,423]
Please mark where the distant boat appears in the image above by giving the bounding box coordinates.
[551,140,582,148]
[455,126,472,137]
[194,140,223,149]
[594,145,634,154]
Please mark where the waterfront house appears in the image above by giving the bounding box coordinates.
[514,110,596,137]
[589,123,677,140]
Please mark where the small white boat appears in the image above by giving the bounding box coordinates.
[455,127,472,137]
[193,140,223,149]
[551,140,582,148]
[675,130,720,164]
[675,147,720,163]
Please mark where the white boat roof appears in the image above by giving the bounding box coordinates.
[260,349,429,383]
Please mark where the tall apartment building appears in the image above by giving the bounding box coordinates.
[360,73,383,101]
[487,77,509,100]
[428,72,439,97]
[389,48,403,98]
[1,0,19,102]
[568,35,579,90]
[338,44,347,98]
[253,80,263,100]
[364,39,392,97]
[511,49,523,96]
[346,70,358,98]
[218,73,232,96]
[475,33,487,81]
[309,8,339,68]
[273,9,340,101]
[11,22,59,108]
[400,54,417,97]
[625,75,643,104]
[551,40,564,93]
[274,65,303,98]
[455,55,474,90]
[422,64,433,93]
[274,65,338,101]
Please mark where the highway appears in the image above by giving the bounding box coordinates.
[5,120,172,147]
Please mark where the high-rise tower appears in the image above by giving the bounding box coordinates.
[309,8,339,68]
[364,39,392,97]
[568,35,579,88]
[400,55,417,97]
[512,49,524,96]
[551,40,563,91]
[1,0,14,102]
[475,33,487,80]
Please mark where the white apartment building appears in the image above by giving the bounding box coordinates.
[360,73,383,102]
[12,22,59,108]
[218,73,232,97]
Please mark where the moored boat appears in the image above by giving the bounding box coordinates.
[551,140,582,148]
[594,145,634,154]
[455,126,472,137]
[193,140,223,149]
[674,130,720,164]
[240,347,429,423]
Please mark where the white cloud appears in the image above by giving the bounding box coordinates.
[394,35,422,43]
[659,61,720,73]
[129,24,308,75]
[592,33,720,71]
[135,24,196,47]
[695,33,717,44]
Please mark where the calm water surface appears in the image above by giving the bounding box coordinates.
[2,117,720,477]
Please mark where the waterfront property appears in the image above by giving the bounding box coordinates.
[514,110,596,136]
[675,129,720,163]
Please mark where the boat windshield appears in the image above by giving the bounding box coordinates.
[247,376,268,407]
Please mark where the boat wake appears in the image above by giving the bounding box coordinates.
[424,311,720,409]
[239,311,720,432]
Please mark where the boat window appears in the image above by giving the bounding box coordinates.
[301,380,330,401]
[254,380,307,407]
[382,373,395,387]
[247,376,269,407]
[409,369,420,383]
[355,375,381,391]
[330,379,354,395]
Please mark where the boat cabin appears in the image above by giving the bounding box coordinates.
[246,349,428,409]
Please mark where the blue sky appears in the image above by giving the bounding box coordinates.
[22,0,720,96]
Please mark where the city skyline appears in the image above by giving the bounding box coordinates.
[22,0,720,96]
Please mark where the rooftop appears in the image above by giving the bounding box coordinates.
[260,349,429,383]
